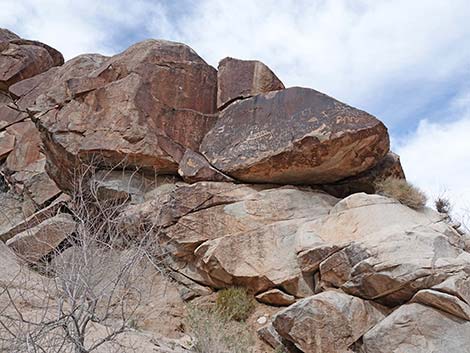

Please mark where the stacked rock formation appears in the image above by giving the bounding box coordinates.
[2,28,469,353]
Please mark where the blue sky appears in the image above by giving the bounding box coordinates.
[2,0,470,219]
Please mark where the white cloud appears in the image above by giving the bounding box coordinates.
[150,0,470,112]
[396,114,470,223]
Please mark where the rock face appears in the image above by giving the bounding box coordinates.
[217,57,284,109]
[7,213,76,262]
[36,40,218,191]
[273,291,386,353]
[322,151,405,198]
[0,30,63,90]
[201,87,390,185]
[362,303,470,353]
[3,27,470,353]
[296,193,468,306]
[126,182,338,297]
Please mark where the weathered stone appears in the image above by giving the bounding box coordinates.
[91,170,157,204]
[0,194,68,242]
[5,120,42,172]
[165,186,337,258]
[411,289,470,320]
[36,40,218,191]
[256,289,296,306]
[194,219,316,296]
[362,303,470,353]
[0,28,20,42]
[257,324,302,353]
[217,57,284,109]
[272,291,386,353]
[201,87,390,185]
[23,171,61,206]
[296,193,470,306]
[0,130,15,159]
[0,32,63,90]
[322,151,405,198]
[7,213,76,262]
[178,149,233,183]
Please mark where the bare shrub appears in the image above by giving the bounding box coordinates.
[186,305,254,353]
[215,287,255,322]
[0,161,166,353]
[376,177,427,209]
[435,196,452,214]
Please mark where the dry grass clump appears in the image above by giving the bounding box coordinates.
[215,287,255,321]
[186,305,254,353]
[376,177,427,209]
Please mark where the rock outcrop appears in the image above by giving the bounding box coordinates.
[273,291,386,353]
[0,29,63,90]
[217,57,284,109]
[35,40,218,191]
[2,27,469,353]
[201,87,390,185]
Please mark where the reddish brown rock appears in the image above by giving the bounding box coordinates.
[0,30,63,90]
[217,57,284,109]
[35,40,218,191]
[0,130,15,159]
[201,87,390,185]
[178,149,233,183]
[5,120,42,172]
[322,151,405,198]
[0,28,20,42]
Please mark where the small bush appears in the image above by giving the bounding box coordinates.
[435,197,452,214]
[186,306,254,353]
[216,287,255,321]
[376,177,427,209]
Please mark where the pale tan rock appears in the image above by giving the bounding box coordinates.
[272,291,386,353]
[194,219,315,296]
[257,324,302,353]
[0,195,68,242]
[411,289,470,320]
[91,170,158,204]
[256,289,296,306]
[362,303,470,353]
[7,213,76,262]
[296,193,469,305]
[165,186,337,258]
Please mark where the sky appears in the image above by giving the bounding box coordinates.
[1,0,469,221]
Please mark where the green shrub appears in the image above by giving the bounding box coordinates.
[186,305,254,353]
[215,287,255,321]
[376,177,427,209]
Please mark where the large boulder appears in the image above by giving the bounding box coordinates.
[35,40,218,191]
[295,193,470,306]
[7,213,76,262]
[362,303,470,353]
[272,291,386,353]
[0,29,63,91]
[200,87,390,185]
[217,57,284,109]
[321,151,405,198]
[123,182,338,297]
